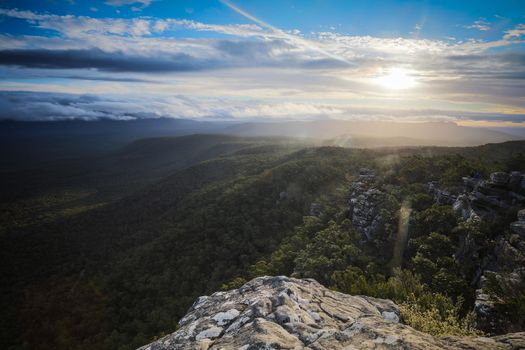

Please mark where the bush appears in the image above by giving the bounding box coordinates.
[399,298,478,336]
[331,268,479,336]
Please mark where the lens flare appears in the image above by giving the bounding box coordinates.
[390,200,412,270]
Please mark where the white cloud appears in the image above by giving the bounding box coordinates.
[504,24,525,40]
[104,0,153,8]
[464,19,491,31]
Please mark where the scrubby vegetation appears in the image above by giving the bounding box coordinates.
[1,137,525,349]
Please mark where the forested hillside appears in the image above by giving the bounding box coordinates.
[1,136,525,349]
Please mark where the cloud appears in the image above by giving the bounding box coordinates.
[0,49,220,72]
[0,42,351,72]
[0,91,343,121]
[464,19,491,31]
[504,24,525,40]
[0,8,272,41]
[0,8,524,123]
[1,91,524,124]
[104,0,153,9]
[219,0,352,65]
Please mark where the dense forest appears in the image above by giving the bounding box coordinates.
[1,135,525,350]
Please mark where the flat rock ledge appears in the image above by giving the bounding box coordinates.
[138,276,525,350]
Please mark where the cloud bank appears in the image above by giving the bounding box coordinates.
[1,91,523,125]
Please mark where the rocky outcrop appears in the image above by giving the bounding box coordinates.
[138,276,525,350]
[452,172,525,221]
[429,181,457,205]
[510,209,525,237]
[474,268,525,334]
[347,169,385,240]
[427,171,525,334]
[429,172,525,222]
[470,208,525,333]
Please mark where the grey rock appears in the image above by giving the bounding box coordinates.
[510,221,525,237]
[463,176,482,192]
[474,269,525,334]
[138,276,525,350]
[510,209,525,237]
[518,209,525,222]
[490,172,510,186]
[428,181,456,205]
[348,171,385,240]
[447,171,525,221]
[453,194,479,221]
[309,202,322,217]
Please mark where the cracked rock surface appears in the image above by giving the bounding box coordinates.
[138,276,525,350]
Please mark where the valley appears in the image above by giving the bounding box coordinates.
[1,132,524,349]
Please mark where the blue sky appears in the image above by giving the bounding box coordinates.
[2,0,524,40]
[0,0,524,125]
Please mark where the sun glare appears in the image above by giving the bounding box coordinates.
[376,68,417,90]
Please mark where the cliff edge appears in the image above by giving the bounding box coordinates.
[139,276,524,349]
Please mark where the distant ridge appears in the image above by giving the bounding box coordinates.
[1,118,522,167]
[226,119,521,146]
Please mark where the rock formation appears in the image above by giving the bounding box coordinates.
[441,171,525,221]
[429,181,457,205]
[138,276,525,350]
[347,169,385,240]
[428,172,525,334]
[473,208,525,333]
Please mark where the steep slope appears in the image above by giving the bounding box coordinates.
[139,276,525,350]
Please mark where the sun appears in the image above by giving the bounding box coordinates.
[375,68,417,90]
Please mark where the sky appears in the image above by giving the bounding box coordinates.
[0,0,524,126]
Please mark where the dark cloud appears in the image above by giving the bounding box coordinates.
[0,49,220,72]
[0,41,354,73]
[62,75,154,83]
[0,91,120,120]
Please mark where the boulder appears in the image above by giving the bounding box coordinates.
[453,194,478,220]
[511,221,525,237]
[309,202,322,217]
[490,172,510,186]
[518,209,525,222]
[511,209,525,237]
[138,276,525,350]
[463,176,482,192]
